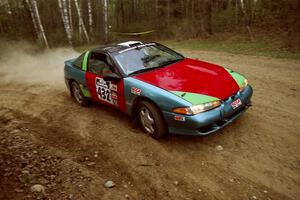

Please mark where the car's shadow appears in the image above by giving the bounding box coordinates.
[84,98,250,147]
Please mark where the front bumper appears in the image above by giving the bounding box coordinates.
[163,85,253,136]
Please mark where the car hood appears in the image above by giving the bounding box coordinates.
[133,58,240,101]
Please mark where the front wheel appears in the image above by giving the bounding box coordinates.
[138,101,168,139]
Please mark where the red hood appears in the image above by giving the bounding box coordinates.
[133,58,240,100]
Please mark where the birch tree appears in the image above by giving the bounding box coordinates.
[240,0,254,41]
[68,0,73,36]
[32,0,49,48]
[235,0,238,27]
[191,0,195,37]
[155,0,158,19]
[120,0,125,25]
[87,0,93,34]
[58,0,73,46]
[26,0,49,48]
[25,0,39,41]
[74,0,90,43]
[167,0,170,27]
[103,0,108,43]
[1,0,299,49]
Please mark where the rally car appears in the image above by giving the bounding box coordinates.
[64,41,253,139]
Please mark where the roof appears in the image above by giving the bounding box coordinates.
[91,41,146,54]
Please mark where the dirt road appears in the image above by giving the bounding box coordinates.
[0,46,299,200]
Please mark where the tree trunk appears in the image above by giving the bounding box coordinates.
[240,0,254,41]
[0,21,3,34]
[191,0,195,37]
[31,0,49,48]
[68,0,73,36]
[235,0,238,28]
[181,0,185,18]
[58,0,66,29]
[199,0,206,35]
[58,0,73,46]
[74,0,90,43]
[155,0,158,18]
[167,0,170,27]
[87,0,93,34]
[103,0,108,43]
[131,0,135,23]
[206,0,213,35]
[186,0,189,18]
[25,0,40,42]
[120,0,125,25]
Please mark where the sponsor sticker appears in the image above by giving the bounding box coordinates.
[131,87,141,95]
[231,98,242,109]
[110,84,118,92]
[111,92,118,100]
[174,115,185,122]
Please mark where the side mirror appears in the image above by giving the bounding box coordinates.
[103,73,121,81]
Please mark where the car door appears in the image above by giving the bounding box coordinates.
[85,52,126,112]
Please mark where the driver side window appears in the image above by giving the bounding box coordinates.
[88,52,112,76]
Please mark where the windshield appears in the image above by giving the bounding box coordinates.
[113,44,184,76]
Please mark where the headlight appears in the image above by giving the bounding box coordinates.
[239,79,248,92]
[173,100,221,115]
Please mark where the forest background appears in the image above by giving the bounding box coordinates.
[0,0,299,58]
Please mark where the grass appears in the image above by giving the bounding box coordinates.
[74,37,300,60]
[161,38,300,60]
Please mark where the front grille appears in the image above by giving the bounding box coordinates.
[224,91,239,102]
[197,103,250,134]
[223,104,246,121]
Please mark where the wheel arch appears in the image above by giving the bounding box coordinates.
[131,96,167,127]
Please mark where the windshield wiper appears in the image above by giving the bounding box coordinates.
[128,67,158,76]
[158,58,183,68]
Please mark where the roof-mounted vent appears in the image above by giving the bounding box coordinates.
[118,41,143,47]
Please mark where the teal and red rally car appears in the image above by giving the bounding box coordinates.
[64,41,253,139]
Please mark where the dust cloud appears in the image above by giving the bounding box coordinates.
[0,41,79,86]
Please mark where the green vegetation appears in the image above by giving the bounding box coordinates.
[75,36,300,60]
[0,0,299,52]
[162,37,300,60]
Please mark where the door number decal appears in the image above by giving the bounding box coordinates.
[95,77,118,105]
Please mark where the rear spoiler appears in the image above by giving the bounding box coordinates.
[64,58,76,66]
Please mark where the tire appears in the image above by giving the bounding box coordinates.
[70,81,89,106]
[138,100,168,139]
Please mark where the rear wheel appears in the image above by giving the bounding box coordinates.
[138,101,168,139]
[70,81,89,106]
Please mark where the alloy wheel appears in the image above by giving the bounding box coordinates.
[139,106,155,134]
